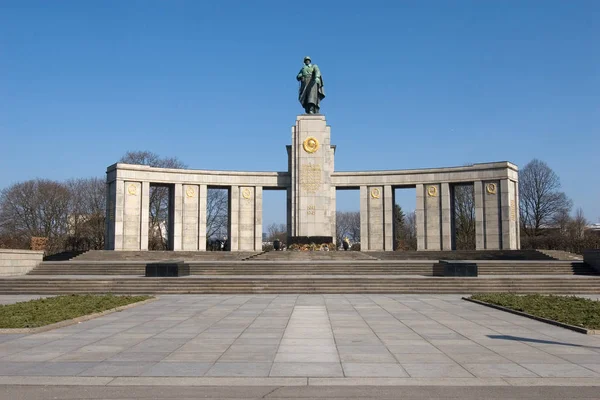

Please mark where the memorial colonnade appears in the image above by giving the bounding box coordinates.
[105,161,519,252]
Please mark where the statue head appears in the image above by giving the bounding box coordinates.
[303,56,311,65]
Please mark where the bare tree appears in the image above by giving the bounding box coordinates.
[119,151,186,169]
[553,208,571,235]
[0,179,71,253]
[206,188,228,240]
[519,159,572,237]
[569,207,587,240]
[66,177,106,251]
[119,151,187,250]
[266,223,287,243]
[453,184,476,250]
[336,211,360,245]
[404,211,417,250]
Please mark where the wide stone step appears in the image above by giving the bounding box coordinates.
[70,251,259,261]
[28,259,598,276]
[2,275,600,294]
[66,250,559,262]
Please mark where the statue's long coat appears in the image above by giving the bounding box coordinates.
[298,64,325,109]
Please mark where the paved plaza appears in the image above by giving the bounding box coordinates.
[0,294,599,388]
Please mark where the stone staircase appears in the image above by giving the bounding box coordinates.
[11,249,600,295]
[251,251,379,261]
[27,259,599,277]
[28,250,599,277]
[28,260,436,276]
[536,249,583,261]
[368,250,556,260]
[69,250,257,261]
[2,275,600,294]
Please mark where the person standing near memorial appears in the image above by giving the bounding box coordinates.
[297,56,325,114]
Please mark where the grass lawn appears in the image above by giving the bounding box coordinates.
[470,293,600,330]
[0,294,152,329]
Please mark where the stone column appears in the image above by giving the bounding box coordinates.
[416,184,425,251]
[254,187,263,251]
[330,186,336,246]
[360,185,394,251]
[515,182,520,249]
[140,182,150,251]
[229,186,239,251]
[182,184,199,250]
[416,184,442,250]
[425,184,442,250]
[114,181,125,250]
[359,185,369,250]
[440,183,452,250]
[171,184,183,251]
[367,186,384,251]
[475,180,502,250]
[123,181,142,250]
[198,185,208,251]
[105,181,119,250]
[286,187,292,240]
[501,179,519,250]
[384,185,394,251]
[289,115,335,239]
[474,181,485,250]
[238,186,256,251]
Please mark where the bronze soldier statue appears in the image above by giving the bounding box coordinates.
[297,56,325,114]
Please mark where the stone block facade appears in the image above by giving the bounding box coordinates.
[0,250,44,276]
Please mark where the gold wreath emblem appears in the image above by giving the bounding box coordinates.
[486,183,497,195]
[127,184,137,196]
[303,136,319,153]
[370,188,381,199]
[185,186,195,198]
[242,188,251,199]
[427,185,438,197]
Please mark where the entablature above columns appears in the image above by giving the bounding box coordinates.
[106,163,290,188]
[331,162,518,188]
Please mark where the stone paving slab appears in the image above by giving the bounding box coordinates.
[0,294,599,386]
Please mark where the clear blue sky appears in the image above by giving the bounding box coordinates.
[1,0,598,228]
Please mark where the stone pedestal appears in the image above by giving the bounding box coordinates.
[288,115,335,240]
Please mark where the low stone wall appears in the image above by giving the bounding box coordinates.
[0,249,44,276]
[583,250,600,274]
